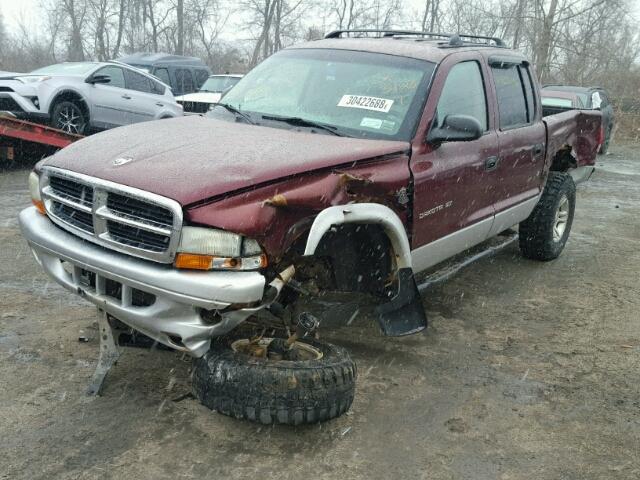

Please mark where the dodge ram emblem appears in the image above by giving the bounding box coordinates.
[112,157,133,166]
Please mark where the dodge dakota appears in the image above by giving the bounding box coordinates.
[20,30,601,425]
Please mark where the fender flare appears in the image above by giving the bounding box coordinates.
[48,88,91,116]
[303,203,412,270]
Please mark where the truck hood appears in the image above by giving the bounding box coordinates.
[41,116,409,205]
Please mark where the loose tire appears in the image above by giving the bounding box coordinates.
[51,100,87,135]
[519,172,576,261]
[192,336,356,425]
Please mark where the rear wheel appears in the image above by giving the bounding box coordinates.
[192,335,356,425]
[519,172,576,261]
[51,101,87,134]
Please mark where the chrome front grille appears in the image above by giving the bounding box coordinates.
[40,167,183,263]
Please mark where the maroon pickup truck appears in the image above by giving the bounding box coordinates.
[20,31,601,425]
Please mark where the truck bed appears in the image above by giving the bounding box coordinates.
[543,108,602,170]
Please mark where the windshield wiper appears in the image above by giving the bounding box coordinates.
[260,114,345,136]
[216,103,254,124]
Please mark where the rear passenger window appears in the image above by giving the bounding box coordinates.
[491,64,528,129]
[176,69,195,93]
[125,69,152,93]
[150,80,165,95]
[436,61,487,131]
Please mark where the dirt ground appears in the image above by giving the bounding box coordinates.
[1,144,639,480]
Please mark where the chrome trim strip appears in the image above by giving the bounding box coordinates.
[411,216,494,273]
[41,187,93,212]
[412,196,540,273]
[95,206,172,236]
[40,166,183,263]
[487,195,539,238]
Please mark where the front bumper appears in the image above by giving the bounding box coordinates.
[19,207,267,356]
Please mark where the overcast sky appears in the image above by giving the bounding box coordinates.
[2,0,638,38]
[0,0,435,34]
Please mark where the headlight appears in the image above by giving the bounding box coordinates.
[175,226,267,271]
[17,76,51,84]
[28,171,46,215]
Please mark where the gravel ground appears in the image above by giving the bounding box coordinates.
[1,144,639,480]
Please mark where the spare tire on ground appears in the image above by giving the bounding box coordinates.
[192,335,356,425]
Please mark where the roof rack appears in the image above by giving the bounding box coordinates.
[324,29,506,48]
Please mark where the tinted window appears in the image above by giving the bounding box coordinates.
[520,66,536,122]
[125,69,152,93]
[195,69,209,88]
[435,61,487,131]
[154,68,170,85]
[175,69,195,93]
[94,66,126,88]
[492,64,527,128]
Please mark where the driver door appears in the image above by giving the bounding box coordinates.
[410,56,499,272]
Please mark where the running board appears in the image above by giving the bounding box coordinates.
[416,232,519,292]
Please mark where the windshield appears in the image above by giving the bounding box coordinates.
[201,76,241,93]
[213,49,435,140]
[30,62,98,75]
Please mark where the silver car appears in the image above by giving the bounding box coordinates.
[0,62,183,134]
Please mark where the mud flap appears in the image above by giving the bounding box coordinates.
[375,268,427,336]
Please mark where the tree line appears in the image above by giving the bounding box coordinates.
[0,0,639,113]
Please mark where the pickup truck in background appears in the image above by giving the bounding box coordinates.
[19,30,602,426]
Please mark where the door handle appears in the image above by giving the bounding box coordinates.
[484,156,499,171]
[155,102,164,107]
[122,94,132,100]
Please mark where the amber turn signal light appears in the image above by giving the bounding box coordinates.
[32,199,46,215]
[174,253,213,270]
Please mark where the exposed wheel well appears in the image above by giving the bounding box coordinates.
[49,90,90,119]
[550,145,577,172]
[280,224,394,297]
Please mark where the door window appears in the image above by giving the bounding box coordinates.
[125,69,152,93]
[175,69,195,93]
[94,66,125,89]
[435,61,488,131]
[492,64,529,129]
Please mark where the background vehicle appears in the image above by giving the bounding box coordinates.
[117,52,211,96]
[20,31,601,426]
[542,85,615,153]
[175,74,243,114]
[0,61,183,134]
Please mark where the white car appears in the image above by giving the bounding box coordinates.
[175,74,243,114]
[0,62,183,134]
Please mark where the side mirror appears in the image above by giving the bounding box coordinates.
[427,114,483,144]
[87,74,111,85]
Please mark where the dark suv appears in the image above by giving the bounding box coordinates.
[542,85,615,153]
[117,53,211,97]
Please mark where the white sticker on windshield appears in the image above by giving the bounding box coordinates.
[338,95,394,113]
[360,117,383,129]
